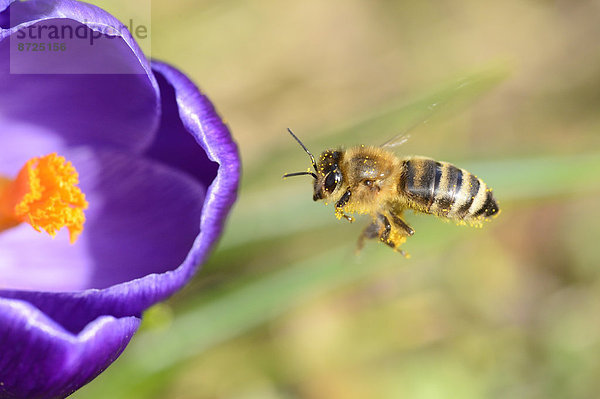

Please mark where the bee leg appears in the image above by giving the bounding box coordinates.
[356,213,410,257]
[356,214,390,253]
[379,214,392,244]
[388,211,415,236]
[339,213,354,223]
[380,213,411,258]
[335,189,354,223]
[356,220,380,253]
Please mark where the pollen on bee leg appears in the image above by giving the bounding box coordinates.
[0,153,88,244]
[334,208,343,219]
[381,227,410,257]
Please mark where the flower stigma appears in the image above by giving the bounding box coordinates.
[0,153,88,243]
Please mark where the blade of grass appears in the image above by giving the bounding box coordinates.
[225,152,600,250]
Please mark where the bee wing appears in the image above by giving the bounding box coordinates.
[381,133,411,148]
[381,97,445,148]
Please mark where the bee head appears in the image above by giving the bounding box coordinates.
[283,128,343,202]
[313,150,343,201]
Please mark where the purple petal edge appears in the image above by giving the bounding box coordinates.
[0,61,241,334]
[0,297,140,399]
[150,60,241,284]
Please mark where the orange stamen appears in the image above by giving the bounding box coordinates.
[0,153,88,243]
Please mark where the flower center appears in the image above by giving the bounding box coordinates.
[0,153,88,243]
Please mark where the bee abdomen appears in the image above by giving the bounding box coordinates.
[399,157,498,220]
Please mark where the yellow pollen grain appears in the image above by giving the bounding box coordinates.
[0,153,88,243]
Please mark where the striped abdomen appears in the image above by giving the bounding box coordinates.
[398,157,498,221]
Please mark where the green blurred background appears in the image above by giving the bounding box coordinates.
[74,1,600,398]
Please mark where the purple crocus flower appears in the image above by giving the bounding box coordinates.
[0,0,240,398]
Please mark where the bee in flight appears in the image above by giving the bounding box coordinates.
[283,128,499,256]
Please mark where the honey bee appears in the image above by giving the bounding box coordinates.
[283,128,499,256]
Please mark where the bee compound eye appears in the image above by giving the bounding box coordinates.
[324,171,340,193]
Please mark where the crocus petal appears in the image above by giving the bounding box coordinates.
[0,1,240,396]
[0,146,205,292]
[0,297,140,399]
[0,227,91,292]
[0,61,240,335]
[149,60,241,279]
[76,147,206,290]
[0,0,160,153]
[144,63,221,187]
[0,117,64,175]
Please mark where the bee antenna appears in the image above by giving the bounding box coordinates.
[282,171,318,179]
[287,128,318,173]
